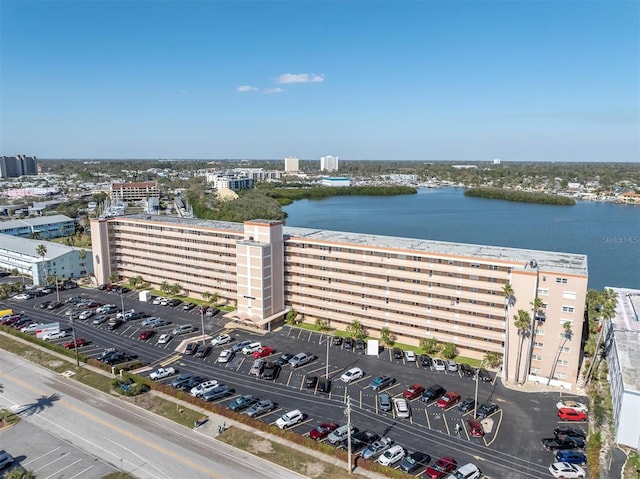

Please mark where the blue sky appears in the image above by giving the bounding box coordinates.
[1,0,638,162]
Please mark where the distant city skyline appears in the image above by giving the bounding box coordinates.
[1,1,638,162]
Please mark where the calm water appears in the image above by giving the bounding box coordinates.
[283,188,640,290]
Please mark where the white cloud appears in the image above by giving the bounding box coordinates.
[237,85,259,92]
[276,73,324,84]
[262,88,284,94]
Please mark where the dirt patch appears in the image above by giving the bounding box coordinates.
[304,461,328,478]
[248,438,274,454]
[46,359,65,369]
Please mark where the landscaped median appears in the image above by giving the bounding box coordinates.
[0,327,412,479]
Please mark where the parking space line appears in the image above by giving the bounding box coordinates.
[45,459,83,479]
[296,329,302,340]
[69,465,95,479]
[23,447,61,466]
[484,410,503,447]
[425,410,430,429]
[33,452,71,472]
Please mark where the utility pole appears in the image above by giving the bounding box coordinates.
[55,273,60,303]
[200,307,206,345]
[473,362,481,419]
[325,335,330,379]
[346,395,352,474]
[70,316,80,367]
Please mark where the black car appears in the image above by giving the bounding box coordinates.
[355,339,366,353]
[305,376,318,389]
[171,373,195,388]
[332,336,343,346]
[459,363,475,377]
[476,402,499,419]
[176,376,208,391]
[399,451,431,473]
[106,318,124,330]
[184,343,199,355]
[421,384,446,402]
[419,354,432,367]
[47,301,63,310]
[228,395,259,411]
[343,431,380,452]
[343,337,354,350]
[477,369,492,382]
[35,301,50,309]
[182,302,197,311]
[96,348,118,361]
[554,426,587,439]
[195,345,213,358]
[104,352,136,365]
[457,397,476,413]
[262,362,281,380]
[167,299,183,307]
[275,353,294,366]
[318,378,332,393]
[392,348,403,359]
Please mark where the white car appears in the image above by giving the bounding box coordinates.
[78,310,94,320]
[42,330,67,341]
[549,462,585,479]
[21,323,43,333]
[13,293,31,300]
[556,400,588,413]
[149,367,177,380]
[190,380,218,397]
[218,349,234,363]
[393,397,411,418]
[377,445,405,467]
[96,304,116,314]
[404,350,416,362]
[152,296,166,305]
[241,341,262,355]
[275,409,304,429]
[158,333,173,344]
[446,463,482,479]
[211,334,232,346]
[432,358,446,371]
[116,309,135,319]
[327,424,354,445]
[340,367,364,383]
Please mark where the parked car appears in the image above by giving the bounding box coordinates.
[170,373,195,388]
[211,334,232,346]
[399,451,431,474]
[149,319,171,328]
[217,349,235,363]
[63,338,87,349]
[244,399,277,417]
[166,299,182,307]
[182,302,197,311]
[556,401,588,413]
[327,424,357,445]
[459,363,475,377]
[346,430,380,452]
[46,302,63,310]
[542,436,585,451]
[309,422,339,441]
[231,340,252,353]
[42,330,67,341]
[304,376,318,389]
[184,342,199,355]
[107,318,124,330]
[190,380,219,397]
[202,384,234,402]
[554,426,587,439]
[355,339,366,353]
[241,341,262,355]
[446,463,481,479]
[404,350,417,362]
[392,348,403,359]
[361,437,393,460]
[555,450,587,465]
[158,333,173,344]
[477,368,492,382]
[476,402,499,419]
[393,397,411,418]
[446,359,458,372]
[35,301,50,310]
[275,353,294,366]
[403,383,425,400]
[253,346,275,358]
[548,462,586,479]
[317,378,332,393]
[332,336,343,346]
[195,345,213,358]
[419,354,432,367]
[172,324,195,335]
[424,456,457,479]
[288,352,317,368]
[436,391,461,410]
[458,397,476,413]
[557,408,587,422]
[378,393,392,412]
[228,395,259,412]
[205,307,219,317]
[176,377,208,392]
[261,362,281,380]
[369,375,395,391]
[249,359,266,376]
[0,450,14,470]
[432,358,446,371]
[139,330,155,340]
[343,337,354,350]
[21,323,44,333]
[340,367,364,383]
[377,445,405,467]
[422,384,446,402]
[149,367,177,380]
[467,418,484,438]
[276,409,304,429]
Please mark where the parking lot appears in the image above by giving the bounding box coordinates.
[2,287,590,479]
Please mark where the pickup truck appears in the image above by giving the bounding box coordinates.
[149,367,177,380]
[541,436,585,451]
[288,352,317,368]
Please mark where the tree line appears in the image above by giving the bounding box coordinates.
[464,187,576,205]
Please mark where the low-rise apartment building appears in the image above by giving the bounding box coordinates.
[0,214,76,239]
[110,181,160,203]
[91,214,588,387]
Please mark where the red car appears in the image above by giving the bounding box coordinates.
[253,346,275,359]
[557,408,587,422]
[436,391,461,410]
[139,330,155,340]
[403,384,425,400]
[467,418,484,438]
[63,338,87,349]
[83,301,102,309]
[424,456,457,479]
[309,422,339,440]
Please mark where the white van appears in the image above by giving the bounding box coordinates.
[172,324,195,335]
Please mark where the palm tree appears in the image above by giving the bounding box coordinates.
[523,296,544,383]
[36,244,47,286]
[548,321,573,385]
[513,309,531,384]
[502,282,515,382]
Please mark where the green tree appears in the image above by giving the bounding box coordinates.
[484,351,503,369]
[440,342,457,360]
[127,275,144,290]
[315,318,330,331]
[108,272,120,284]
[380,326,395,346]
[36,244,47,285]
[346,319,366,339]
[169,283,182,296]
[285,308,298,325]
[3,469,36,479]
[547,322,573,385]
[523,296,545,383]
[513,309,532,384]
[159,280,171,295]
[419,337,439,355]
[502,282,515,382]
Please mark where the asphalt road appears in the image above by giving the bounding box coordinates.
[0,349,308,479]
[2,288,591,479]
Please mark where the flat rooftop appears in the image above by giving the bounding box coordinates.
[609,287,640,393]
[0,234,79,260]
[113,214,588,276]
[0,214,74,229]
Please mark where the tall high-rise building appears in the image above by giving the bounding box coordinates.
[320,155,339,172]
[0,155,38,178]
[284,156,299,172]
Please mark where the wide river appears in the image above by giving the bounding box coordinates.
[283,188,639,290]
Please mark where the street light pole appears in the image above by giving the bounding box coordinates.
[346,395,352,474]
[201,307,205,345]
[325,335,330,379]
[473,363,481,419]
[55,273,60,303]
[70,317,80,367]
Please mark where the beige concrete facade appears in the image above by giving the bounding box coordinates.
[91,214,588,387]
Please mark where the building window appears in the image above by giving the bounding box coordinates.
[560,346,570,354]
[562,306,575,313]
[555,372,567,379]
[534,328,545,336]
[556,277,568,284]
[537,288,549,296]
[533,341,544,348]
[556,359,569,367]
[532,354,542,361]
[563,291,577,300]
[531,367,541,374]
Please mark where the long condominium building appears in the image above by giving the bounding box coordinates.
[0,155,38,178]
[91,214,588,388]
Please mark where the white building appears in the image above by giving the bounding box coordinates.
[284,156,299,172]
[320,155,339,172]
[602,287,640,449]
[321,177,351,187]
[0,235,93,286]
[206,174,254,192]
